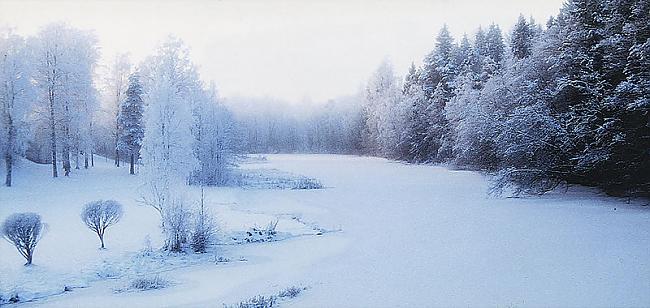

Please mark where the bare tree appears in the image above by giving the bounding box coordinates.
[162,198,192,252]
[81,200,123,249]
[190,188,218,253]
[103,53,131,167]
[2,213,44,265]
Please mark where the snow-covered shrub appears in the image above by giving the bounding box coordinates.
[129,275,169,291]
[96,260,121,279]
[225,295,277,308]
[8,294,19,304]
[190,195,219,253]
[265,219,278,236]
[162,198,192,252]
[291,177,323,190]
[81,200,123,249]
[224,286,307,308]
[140,235,154,256]
[235,219,280,244]
[489,168,563,196]
[277,286,306,299]
[1,212,43,265]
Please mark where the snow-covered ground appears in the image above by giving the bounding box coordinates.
[1,154,649,307]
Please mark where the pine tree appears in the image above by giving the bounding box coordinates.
[117,73,145,175]
[511,14,533,60]
[415,25,457,162]
[485,24,506,69]
[595,0,650,195]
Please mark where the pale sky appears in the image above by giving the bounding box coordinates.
[0,0,565,103]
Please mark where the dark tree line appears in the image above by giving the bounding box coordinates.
[360,0,649,196]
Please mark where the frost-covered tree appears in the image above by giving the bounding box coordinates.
[485,23,506,70]
[117,72,145,175]
[103,53,131,167]
[81,200,123,249]
[361,60,405,158]
[32,23,99,177]
[140,36,198,219]
[415,25,458,162]
[446,73,499,170]
[0,30,34,187]
[162,198,192,252]
[586,0,650,195]
[402,64,429,162]
[190,189,218,253]
[190,83,238,186]
[511,15,534,60]
[2,212,43,265]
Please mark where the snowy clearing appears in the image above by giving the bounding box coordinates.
[1,154,649,307]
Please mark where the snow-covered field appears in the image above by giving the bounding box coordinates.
[1,154,649,307]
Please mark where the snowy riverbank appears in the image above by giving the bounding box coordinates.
[1,154,649,307]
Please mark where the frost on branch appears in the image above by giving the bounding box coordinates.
[81,200,123,249]
[2,212,44,265]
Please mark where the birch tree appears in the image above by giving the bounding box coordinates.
[0,30,34,186]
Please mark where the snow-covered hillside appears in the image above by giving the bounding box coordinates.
[1,154,649,307]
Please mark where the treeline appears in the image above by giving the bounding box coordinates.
[230,96,363,154]
[0,24,238,187]
[360,0,649,196]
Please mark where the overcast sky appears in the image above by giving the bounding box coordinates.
[0,0,564,103]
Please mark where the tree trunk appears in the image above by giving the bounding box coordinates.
[75,150,80,169]
[62,118,71,176]
[91,151,94,167]
[115,113,120,167]
[25,247,32,265]
[49,89,58,178]
[63,149,71,176]
[84,151,89,169]
[5,152,12,187]
[99,233,105,249]
[129,153,135,175]
[4,115,14,187]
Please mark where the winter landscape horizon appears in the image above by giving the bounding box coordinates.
[1,0,649,307]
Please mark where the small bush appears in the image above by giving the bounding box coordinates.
[265,219,278,236]
[224,295,277,308]
[96,260,121,279]
[191,192,219,253]
[1,212,44,265]
[277,286,305,299]
[291,177,323,190]
[140,235,154,256]
[129,275,169,291]
[81,200,123,249]
[9,294,19,303]
[224,286,306,308]
[162,198,192,252]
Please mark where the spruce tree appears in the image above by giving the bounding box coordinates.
[511,15,533,60]
[117,73,145,175]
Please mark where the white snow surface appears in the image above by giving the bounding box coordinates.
[1,154,649,307]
